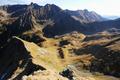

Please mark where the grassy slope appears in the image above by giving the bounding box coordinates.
[15,36,119,80]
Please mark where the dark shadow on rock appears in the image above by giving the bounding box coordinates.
[0,38,46,80]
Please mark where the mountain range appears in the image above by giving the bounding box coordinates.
[104,15,120,20]
[0,3,120,80]
[65,9,106,23]
[0,3,120,38]
[0,3,108,37]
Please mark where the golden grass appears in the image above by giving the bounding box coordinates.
[14,36,119,80]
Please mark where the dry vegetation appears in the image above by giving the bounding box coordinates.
[5,31,120,80]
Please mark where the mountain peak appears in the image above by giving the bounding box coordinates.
[44,4,61,11]
[7,10,39,34]
[30,2,34,5]
[30,2,39,6]
[65,9,106,23]
[83,9,89,12]
[28,2,40,9]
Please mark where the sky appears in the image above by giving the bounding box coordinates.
[0,0,120,16]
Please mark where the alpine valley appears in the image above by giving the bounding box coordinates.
[0,3,120,80]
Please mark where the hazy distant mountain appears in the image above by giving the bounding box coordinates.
[65,9,106,23]
[84,18,120,34]
[104,15,120,20]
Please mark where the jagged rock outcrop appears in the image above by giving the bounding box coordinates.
[6,7,42,34]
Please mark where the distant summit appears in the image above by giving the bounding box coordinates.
[104,15,120,20]
[65,9,106,23]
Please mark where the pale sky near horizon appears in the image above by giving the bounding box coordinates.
[0,0,120,16]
